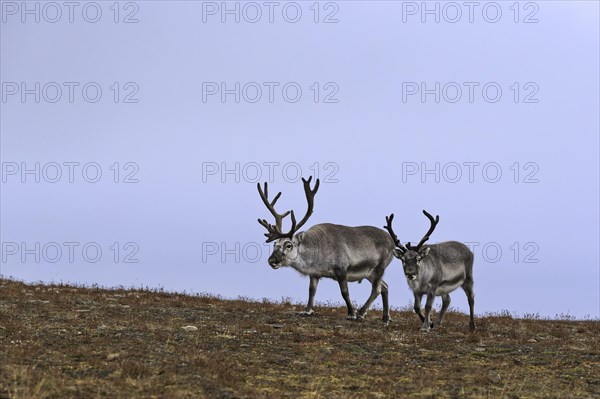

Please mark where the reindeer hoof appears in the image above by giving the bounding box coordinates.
[298,310,314,317]
[382,316,392,324]
[347,314,357,321]
[420,326,431,332]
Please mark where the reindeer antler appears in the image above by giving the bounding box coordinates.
[293,176,320,232]
[406,210,439,251]
[384,213,407,254]
[257,177,319,243]
[257,182,293,243]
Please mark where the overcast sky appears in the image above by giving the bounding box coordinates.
[1,1,598,318]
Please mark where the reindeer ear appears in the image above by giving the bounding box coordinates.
[393,248,404,259]
[418,247,430,260]
[296,231,305,243]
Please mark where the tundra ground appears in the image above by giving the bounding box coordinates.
[0,279,598,398]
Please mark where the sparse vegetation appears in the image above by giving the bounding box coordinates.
[0,278,598,398]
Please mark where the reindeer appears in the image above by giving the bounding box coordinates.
[384,211,475,332]
[257,177,395,322]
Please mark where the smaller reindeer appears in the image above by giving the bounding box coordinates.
[384,211,475,332]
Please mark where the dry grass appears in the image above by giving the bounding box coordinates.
[0,278,598,398]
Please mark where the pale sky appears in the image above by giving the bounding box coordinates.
[1,1,599,318]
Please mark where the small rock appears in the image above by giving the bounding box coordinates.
[268,324,284,329]
[488,372,501,383]
[474,347,486,352]
[240,344,250,348]
[106,353,120,361]
[181,325,198,332]
[528,338,538,343]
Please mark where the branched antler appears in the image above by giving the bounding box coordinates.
[293,176,320,233]
[384,213,407,254]
[257,182,289,231]
[256,177,319,243]
[406,210,439,251]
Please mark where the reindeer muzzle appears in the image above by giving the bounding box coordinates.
[268,256,281,269]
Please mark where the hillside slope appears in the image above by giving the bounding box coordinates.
[0,279,598,398]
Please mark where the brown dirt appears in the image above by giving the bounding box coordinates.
[0,278,598,398]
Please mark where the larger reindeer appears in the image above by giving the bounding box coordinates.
[257,177,395,322]
[384,211,476,332]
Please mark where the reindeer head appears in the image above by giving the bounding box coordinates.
[257,177,319,269]
[384,210,439,281]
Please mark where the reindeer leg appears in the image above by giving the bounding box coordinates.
[413,293,425,323]
[357,271,384,321]
[433,294,450,328]
[300,276,319,316]
[463,279,476,331]
[336,276,356,320]
[380,280,391,324]
[421,293,435,332]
